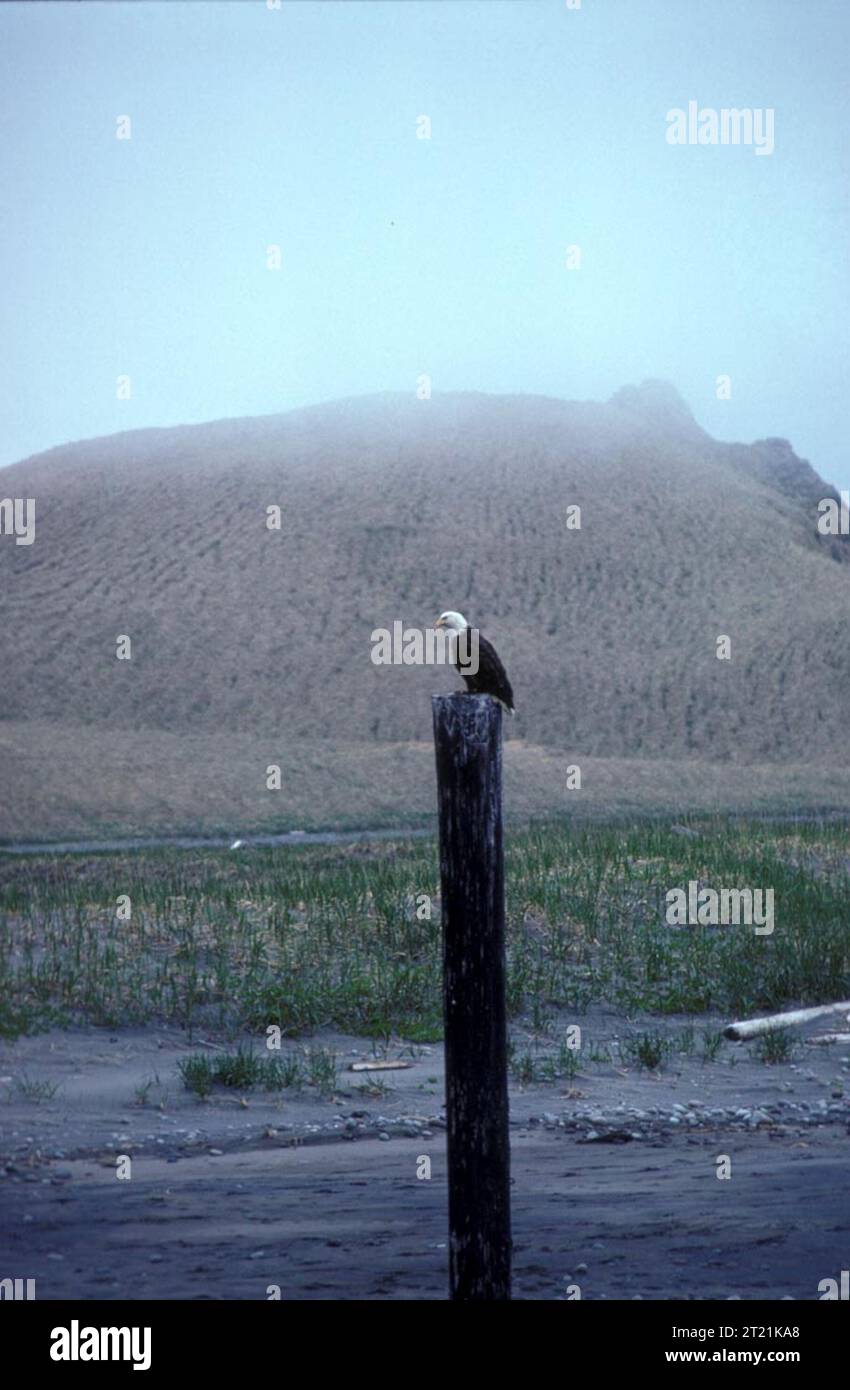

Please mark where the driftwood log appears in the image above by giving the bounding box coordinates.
[724,1001,850,1041]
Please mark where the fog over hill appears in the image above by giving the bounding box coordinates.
[2,382,849,837]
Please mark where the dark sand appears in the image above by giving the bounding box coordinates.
[2,1018,848,1300]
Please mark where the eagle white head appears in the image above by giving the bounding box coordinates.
[434,610,468,631]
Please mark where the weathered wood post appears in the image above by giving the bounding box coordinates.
[432,692,511,1300]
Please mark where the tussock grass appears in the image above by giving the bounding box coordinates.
[177,1043,337,1098]
[751,1027,797,1064]
[14,1075,61,1102]
[619,1030,674,1071]
[0,816,848,1044]
[508,1034,583,1085]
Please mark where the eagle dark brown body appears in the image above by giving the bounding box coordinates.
[434,611,515,715]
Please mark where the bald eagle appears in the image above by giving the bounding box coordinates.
[434,611,515,714]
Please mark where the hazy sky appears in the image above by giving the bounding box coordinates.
[2,0,849,487]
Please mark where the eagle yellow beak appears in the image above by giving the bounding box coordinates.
[434,615,445,628]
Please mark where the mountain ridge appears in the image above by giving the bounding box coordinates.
[2,383,848,795]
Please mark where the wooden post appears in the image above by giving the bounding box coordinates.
[432,692,511,1301]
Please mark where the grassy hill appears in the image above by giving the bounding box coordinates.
[2,382,849,839]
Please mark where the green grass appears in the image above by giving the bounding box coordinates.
[0,815,848,1044]
[177,1044,338,1098]
[700,1027,725,1063]
[13,1075,61,1102]
[620,1030,674,1071]
[353,1076,395,1099]
[751,1027,797,1064]
[508,1033,584,1085]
